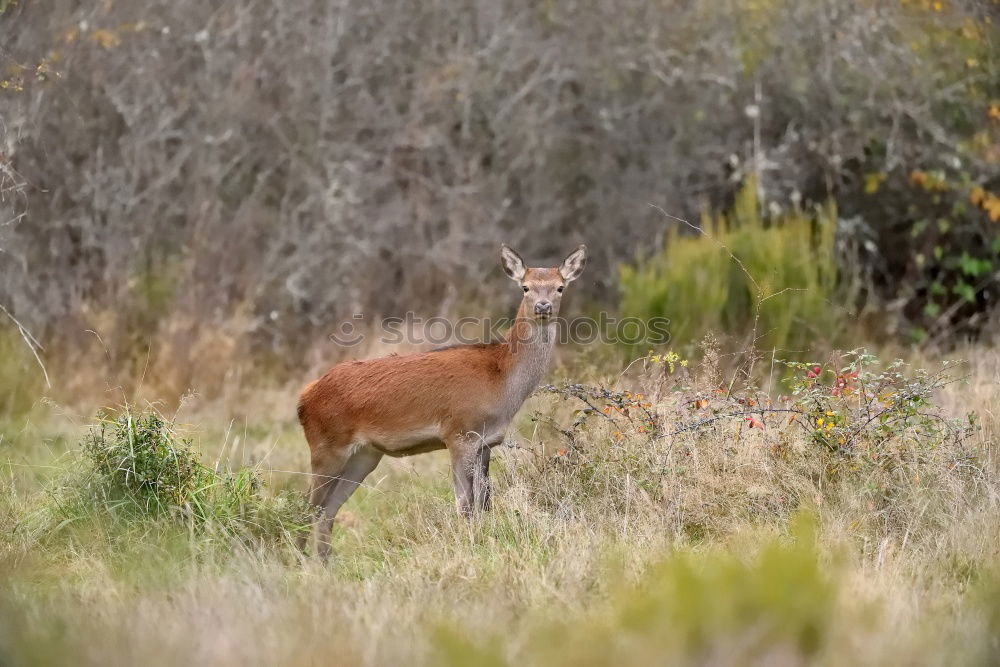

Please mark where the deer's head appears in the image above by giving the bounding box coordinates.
[500,244,587,321]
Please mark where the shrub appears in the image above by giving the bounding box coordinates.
[531,348,989,541]
[619,179,842,355]
[434,514,835,666]
[83,412,202,512]
[74,409,310,544]
[869,167,1000,343]
[780,350,975,464]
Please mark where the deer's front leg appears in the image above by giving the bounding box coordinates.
[448,439,491,518]
[476,444,492,512]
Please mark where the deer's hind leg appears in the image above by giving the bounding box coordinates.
[315,444,383,560]
[300,440,353,554]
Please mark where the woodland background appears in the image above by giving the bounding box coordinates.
[1,0,999,410]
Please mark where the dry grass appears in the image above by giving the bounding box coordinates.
[1,346,998,666]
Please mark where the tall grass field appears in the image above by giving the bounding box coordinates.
[2,345,998,666]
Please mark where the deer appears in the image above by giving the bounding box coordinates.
[297,244,587,558]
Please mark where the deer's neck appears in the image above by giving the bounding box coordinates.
[500,301,557,411]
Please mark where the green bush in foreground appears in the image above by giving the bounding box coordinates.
[83,412,202,512]
[434,515,836,667]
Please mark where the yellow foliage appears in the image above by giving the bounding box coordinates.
[984,195,1000,223]
[117,21,150,33]
[0,78,24,92]
[901,0,948,11]
[864,172,887,194]
[89,29,121,49]
[970,186,986,206]
[969,186,1000,222]
[909,169,949,192]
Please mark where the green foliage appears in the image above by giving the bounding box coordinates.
[71,409,311,544]
[874,169,1000,343]
[604,514,832,662]
[432,625,509,667]
[781,350,976,467]
[432,514,835,666]
[620,179,841,355]
[83,412,202,511]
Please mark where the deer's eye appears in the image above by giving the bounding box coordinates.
[522,286,529,293]
[557,286,564,293]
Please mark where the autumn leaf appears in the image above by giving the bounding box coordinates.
[984,195,1000,223]
[864,172,887,194]
[970,186,986,206]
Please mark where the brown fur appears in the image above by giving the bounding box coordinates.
[297,245,586,559]
[298,343,511,458]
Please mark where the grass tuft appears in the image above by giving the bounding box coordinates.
[23,407,313,554]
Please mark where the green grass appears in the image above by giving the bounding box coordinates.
[1,349,998,666]
[0,327,47,417]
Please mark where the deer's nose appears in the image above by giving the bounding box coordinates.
[534,301,553,315]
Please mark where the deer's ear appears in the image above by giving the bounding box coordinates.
[500,244,526,281]
[559,244,587,283]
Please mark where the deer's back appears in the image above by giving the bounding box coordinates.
[298,344,510,455]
